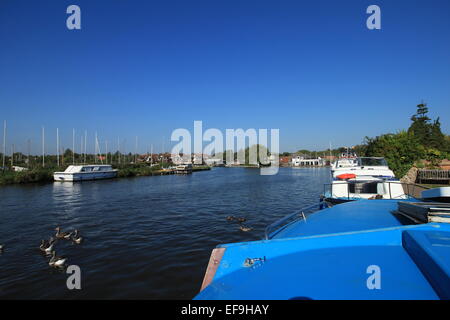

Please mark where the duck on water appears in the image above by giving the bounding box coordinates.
[48,251,67,268]
[39,238,56,255]
[55,227,72,240]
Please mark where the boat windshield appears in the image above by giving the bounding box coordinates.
[358,157,388,167]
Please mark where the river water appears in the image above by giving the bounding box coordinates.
[0,167,330,299]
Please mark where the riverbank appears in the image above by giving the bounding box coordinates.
[0,168,55,185]
[0,164,211,186]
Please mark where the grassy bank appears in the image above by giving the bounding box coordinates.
[115,164,164,178]
[0,164,212,186]
[0,168,55,185]
[191,165,211,172]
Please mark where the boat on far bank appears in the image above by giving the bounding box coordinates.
[53,165,118,182]
[175,163,193,174]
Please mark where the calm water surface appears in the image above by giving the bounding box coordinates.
[0,167,330,299]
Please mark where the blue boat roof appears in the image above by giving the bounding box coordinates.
[273,199,411,239]
[195,199,450,300]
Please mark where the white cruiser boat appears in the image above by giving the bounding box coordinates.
[331,157,358,172]
[53,165,118,182]
[324,157,409,205]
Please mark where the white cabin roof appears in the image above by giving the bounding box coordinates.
[63,165,113,173]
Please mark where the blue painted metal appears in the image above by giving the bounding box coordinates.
[195,199,450,300]
[402,230,450,299]
[271,199,410,239]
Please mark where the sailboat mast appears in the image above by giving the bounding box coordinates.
[72,128,75,164]
[42,126,45,168]
[84,130,87,164]
[56,128,59,167]
[117,136,120,164]
[2,120,6,169]
[135,136,138,163]
[27,139,31,168]
[94,132,97,163]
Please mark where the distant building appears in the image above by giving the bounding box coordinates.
[279,156,292,167]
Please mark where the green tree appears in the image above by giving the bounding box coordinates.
[364,131,425,178]
[429,117,446,150]
[408,102,431,145]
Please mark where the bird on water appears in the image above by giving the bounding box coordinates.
[55,227,72,240]
[48,251,67,268]
[71,229,83,244]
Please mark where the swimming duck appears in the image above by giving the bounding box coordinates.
[55,227,72,240]
[239,224,253,232]
[226,216,236,221]
[0,244,4,252]
[71,230,83,244]
[39,240,55,255]
[48,251,67,267]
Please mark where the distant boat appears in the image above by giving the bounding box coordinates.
[175,164,192,174]
[53,165,118,182]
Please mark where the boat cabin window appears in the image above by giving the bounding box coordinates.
[357,157,388,167]
[348,181,379,194]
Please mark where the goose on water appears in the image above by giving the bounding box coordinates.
[48,251,67,267]
[71,230,83,244]
[55,227,72,240]
[39,240,55,255]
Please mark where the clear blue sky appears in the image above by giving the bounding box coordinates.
[1,0,449,154]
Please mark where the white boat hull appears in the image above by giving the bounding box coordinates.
[53,171,117,182]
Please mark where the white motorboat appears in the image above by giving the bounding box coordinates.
[175,163,192,174]
[53,165,118,182]
[324,157,409,205]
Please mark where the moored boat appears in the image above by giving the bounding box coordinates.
[53,165,118,182]
[175,163,193,174]
[324,157,410,205]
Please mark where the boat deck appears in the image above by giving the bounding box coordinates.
[195,199,450,300]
